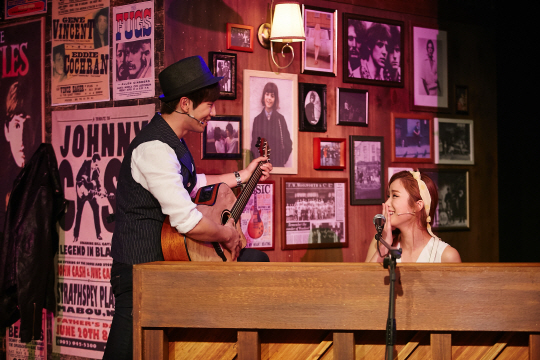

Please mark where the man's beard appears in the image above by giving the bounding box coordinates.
[349,48,360,70]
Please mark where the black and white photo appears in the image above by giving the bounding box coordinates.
[391,113,433,163]
[209,52,237,100]
[282,178,348,249]
[413,26,448,109]
[202,116,242,160]
[337,88,368,126]
[299,83,326,132]
[227,23,254,52]
[302,6,338,75]
[349,136,384,205]
[243,70,298,174]
[420,169,469,230]
[435,118,474,164]
[343,13,403,87]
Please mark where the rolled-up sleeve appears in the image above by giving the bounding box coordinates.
[131,141,207,234]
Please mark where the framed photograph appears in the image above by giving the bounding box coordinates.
[342,13,404,87]
[243,69,298,174]
[434,118,474,165]
[208,52,237,100]
[419,169,469,231]
[455,85,469,114]
[240,181,275,250]
[282,178,348,250]
[301,5,338,76]
[313,138,345,170]
[337,88,368,126]
[227,23,254,52]
[412,25,448,111]
[349,136,384,205]
[299,83,327,132]
[391,112,433,163]
[202,116,242,159]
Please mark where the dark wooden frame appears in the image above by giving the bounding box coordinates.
[455,85,469,114]
[336,88,368,126]
[301,5,338,76]
[313,138,346,170]
[281,177,348,250]
[410,23,449,112]
[240,180,275,251]
[299,82,327,132]
[391,112,434,163]
[349,136,384,205]
[342,13,404,87]
[202,116,242,160]
[226,23,254,52]
[208,52,237,100]
[418,168,470,231]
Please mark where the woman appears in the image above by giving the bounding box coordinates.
[365,170,461,263]
[93,8,109,49]
[250,82,292,167]
[213,126,226,153]
[312,23,322,65]
[225,123,238,153]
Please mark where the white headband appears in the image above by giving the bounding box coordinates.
[409,170,437,239]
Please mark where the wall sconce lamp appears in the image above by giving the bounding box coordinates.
[258,1,305,69]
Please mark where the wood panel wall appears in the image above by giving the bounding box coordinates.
[2,0,497,263]
[162,0,498,262]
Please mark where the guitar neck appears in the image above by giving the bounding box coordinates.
[229,163,264,222]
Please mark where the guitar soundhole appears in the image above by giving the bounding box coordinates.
[221,210,231,226]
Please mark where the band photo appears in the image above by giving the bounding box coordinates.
[343,13,404,87]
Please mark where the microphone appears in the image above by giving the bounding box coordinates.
[396,212,415,216]
[165,103,205,125]
[373,214,385,234]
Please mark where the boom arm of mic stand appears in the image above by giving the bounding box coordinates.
[375,232,402,259]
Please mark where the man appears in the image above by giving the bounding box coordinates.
[421,40,440,95]
[305,92,316,124]
[115,43,129,81]
[73,153,103,242]
[385,26,401,82]
[340,99,351,121]
[359,23,391,80]
[126,39,152,79]
[103,56,272,360]
[347,21,365,78]
[52,45,67,83]
[93,8,108,49]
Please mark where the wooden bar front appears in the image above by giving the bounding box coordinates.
[133,263,540,359]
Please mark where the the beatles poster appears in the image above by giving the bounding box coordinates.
[51,0,110,105]
[51,105,155,358]
[0,19,44,232]
[113,1,155,100]
[6,310,49,360]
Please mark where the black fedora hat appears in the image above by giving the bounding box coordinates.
[159,56,223,102]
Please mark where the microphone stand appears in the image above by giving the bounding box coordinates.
[375,227,402,360]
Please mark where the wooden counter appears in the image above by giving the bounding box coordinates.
[133,262,540,359]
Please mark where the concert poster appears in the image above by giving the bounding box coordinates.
[0,19,45,232]
[4,0,47,19]
[240,181,275,250]
[6,310,48,360]
[51,105,155,358]
[51,0,110,105]
[113,1,155,100]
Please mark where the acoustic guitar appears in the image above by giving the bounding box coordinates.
[161,137,270,262]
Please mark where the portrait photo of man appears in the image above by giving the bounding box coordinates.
[125,39,152,79]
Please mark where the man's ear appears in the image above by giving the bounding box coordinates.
[177,97,191,113]
[4,123,10,142]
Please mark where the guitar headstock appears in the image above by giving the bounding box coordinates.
[255,137,270,162]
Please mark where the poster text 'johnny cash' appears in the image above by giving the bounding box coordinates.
[115,8,152,40]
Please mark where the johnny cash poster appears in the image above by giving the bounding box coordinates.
[51,0,110,105]
[0,19,44,232]
[51,104,154,358]
[113,1,155,100]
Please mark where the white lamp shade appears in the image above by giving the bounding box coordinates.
[270,2,305,42]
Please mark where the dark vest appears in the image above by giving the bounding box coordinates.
[110,113,197,264]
